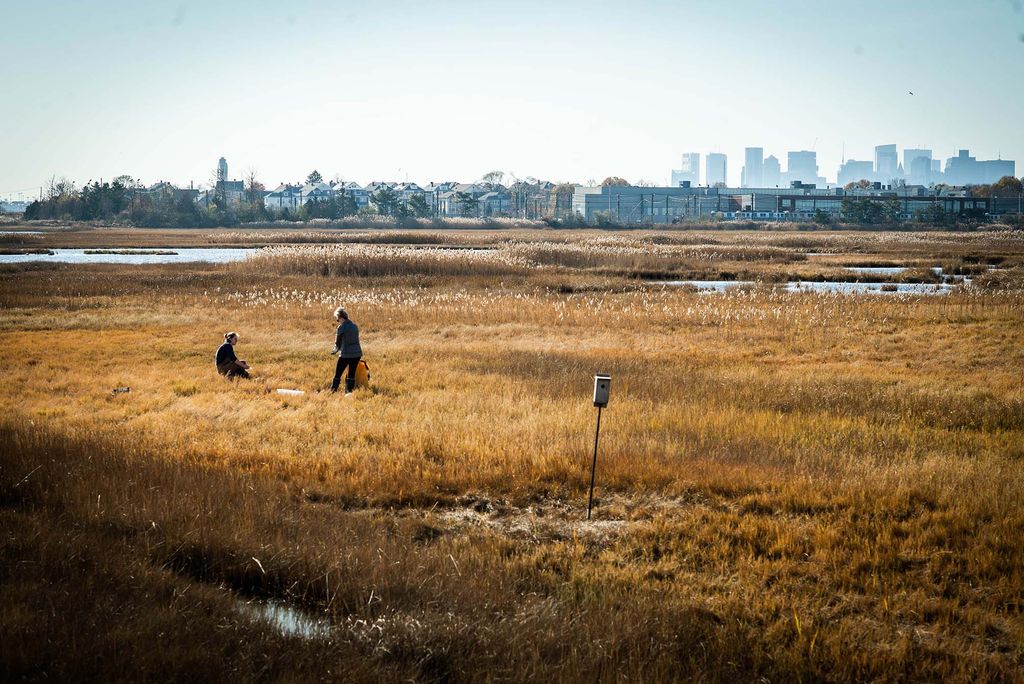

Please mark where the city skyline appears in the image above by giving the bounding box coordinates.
[1,1,1023,197]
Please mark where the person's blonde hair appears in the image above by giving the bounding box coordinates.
[224,331,238,342]
[334,307,348,321]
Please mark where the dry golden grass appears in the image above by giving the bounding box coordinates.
[2,229,1023,681]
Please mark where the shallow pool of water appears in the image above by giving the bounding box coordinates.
[237,598,333,640]
[0,248,255,264]
[786,281,954,295]
[843,266,908,275]
[653,279,957,295]
[654,280,755,292]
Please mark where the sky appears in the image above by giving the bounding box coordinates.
[1,0,1022,198]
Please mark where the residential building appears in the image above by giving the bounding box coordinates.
[332,181,370,210]
[436,183,491,217]
[300,182,335,204]
[742,147,763,188]
[670,153,700,187]
[477,190,512,216]
[143,181,200,205]
[264,184,304,212]
[706,153,727,186]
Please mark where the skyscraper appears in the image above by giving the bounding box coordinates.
[874,144,898,182]
[762,155,781,187]
[786,150,819,186]
[837,160,875,187]
[217,157,228,183]
[706,153,727,186]
[903,149,932,185]
[742,147,763,188]
[943,149,1016,185]
[670,153,700,187]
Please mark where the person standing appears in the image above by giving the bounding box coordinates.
[216,332,251,379]
[330,307,362,394]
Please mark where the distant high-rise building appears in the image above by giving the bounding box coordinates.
[217,157,228,183]
[837,160,875,187]
[786,150,819,186]
[671,153,700,187]
[742,147,763,187]
[874,144,898,181]
[762,155,781,187]
[706,153,727,186]
[903,149,931,171]
[909,157,933,186]
[944,149,1016,185]
[903,149,932,185]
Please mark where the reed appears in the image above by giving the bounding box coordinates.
[1,229,1023,681]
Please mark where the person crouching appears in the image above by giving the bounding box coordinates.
[330,307,362,394]
[216,332,251,379]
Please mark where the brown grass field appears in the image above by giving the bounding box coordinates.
[1,228,1023,682]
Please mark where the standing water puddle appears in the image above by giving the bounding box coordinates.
[0,247,256,264]
[786,281,954,295]
[654,280,755,292]
[653,280,956,295]
[236,598,334,640]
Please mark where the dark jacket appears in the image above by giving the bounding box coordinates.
[335,320,362,358]
[215,342,237,366]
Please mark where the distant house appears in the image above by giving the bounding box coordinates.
[196,180,245,209]
[394,182,426,203]
[263,184,304,212]
[300,182,335,204]
[143,181,199,205]
[423,181,458,214]
[477,190,511,216]
[332,181,370,209]
[436,183,492,217]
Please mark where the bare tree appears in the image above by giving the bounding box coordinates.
[244,167,265,209]
[480,170,505,187]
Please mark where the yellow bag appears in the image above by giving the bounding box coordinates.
[355,359,371,388]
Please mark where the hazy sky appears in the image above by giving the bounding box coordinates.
[2,0,1022,197]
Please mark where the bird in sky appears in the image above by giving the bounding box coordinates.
[908,91,914,95]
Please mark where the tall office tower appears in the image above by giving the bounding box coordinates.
[217,157,228,182]
[874,144,898,181]
[903,149,932,185]
[837,160,876,187]
[944,149,1016,185]
[909,157,932,185]
[742,147,763,187]
[706,153,728,186]
[786,150,819,185]
[670,152,701,186]
[762,155,782,187]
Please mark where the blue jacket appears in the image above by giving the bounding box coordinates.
[335,320,362,358]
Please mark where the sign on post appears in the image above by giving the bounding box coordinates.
[588,373,611,519]
[593,374,611,408]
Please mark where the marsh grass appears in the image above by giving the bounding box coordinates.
[1,229,1023,681]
